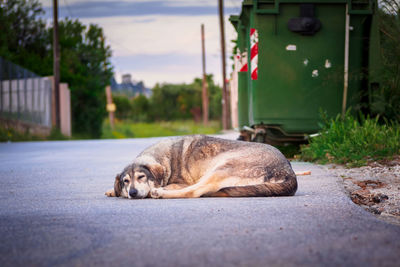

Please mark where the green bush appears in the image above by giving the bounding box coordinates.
[110,75,222,123]
[113,94,132,120]
[371,0,400,122]
[300,112,400,166]
[112,94,150,122]
[131,95,150,122]
[149,83,201,121]
[148,75,221,121]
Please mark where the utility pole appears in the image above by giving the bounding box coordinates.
[105,85,115,130]
[53,0,60,129]
[218,0,229,130]
[100,34,115,130]
[201,24,209,125]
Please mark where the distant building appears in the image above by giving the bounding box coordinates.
[110,74,152,97]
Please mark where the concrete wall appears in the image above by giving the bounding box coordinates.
[0,77,52,127]
[0,76,71,137]
[48,76,71,137]
[59,83,71,137]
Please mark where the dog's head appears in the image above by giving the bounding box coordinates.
[114,164,157,199]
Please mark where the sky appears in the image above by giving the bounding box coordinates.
[39,0,243,88]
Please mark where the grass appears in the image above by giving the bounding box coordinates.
[0,119,221,142]
[0,125,69,142]
[4,113,399,169]
[299,112,400,167]
[0,125,41,142]
[101,119,222,139]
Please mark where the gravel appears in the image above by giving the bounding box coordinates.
[325,156,400,226]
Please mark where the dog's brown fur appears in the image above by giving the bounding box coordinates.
[105,135,297,199]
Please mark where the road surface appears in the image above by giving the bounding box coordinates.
[0,135,399,266]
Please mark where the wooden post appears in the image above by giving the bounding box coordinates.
[53,0,60,129]
[105,85,115,130]
[218,0,229,130]
[201,24,209,125]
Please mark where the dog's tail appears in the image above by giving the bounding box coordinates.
[217,174,298,197]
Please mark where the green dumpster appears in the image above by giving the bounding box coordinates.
[230,0,381,144]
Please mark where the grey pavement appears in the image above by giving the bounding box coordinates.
[0,135,399,267]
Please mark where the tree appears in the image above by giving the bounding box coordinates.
[149,82,200,121]
[131,94,150,122]
[148,75,221,121]
[53,19,113,138]
[0,0,113,138]
[0,0,49,73]
[113,94,132,120]
[194,74,222,120]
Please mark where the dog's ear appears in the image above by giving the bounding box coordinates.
[142,164,164,187]
[114,174,122,197]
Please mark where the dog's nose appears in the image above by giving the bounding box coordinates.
[129,188,138,198]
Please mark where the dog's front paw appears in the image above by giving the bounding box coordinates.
[105,189,116,197]
[150,188,164,199]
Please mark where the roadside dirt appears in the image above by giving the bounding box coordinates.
[325,156,400,226]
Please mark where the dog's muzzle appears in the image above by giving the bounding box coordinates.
[129,188,138,198]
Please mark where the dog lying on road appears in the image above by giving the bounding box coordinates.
[105,135,298,199]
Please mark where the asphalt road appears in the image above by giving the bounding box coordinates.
[0,135,399,267]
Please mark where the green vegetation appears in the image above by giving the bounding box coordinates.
[112,94,151,122]
[1,0,221,139]
[1,0,113,138]
[150,75,222,121]
[372,0,400,122]
[2,0,399,151]
[0,119,221,142]
[112,75,222,123]
[0,125,69,142]
[57,19,113,138]
[0,0,48,71]
[101,120,221,139]
[296,2,400,166]
[300,112,400,167]
[283,3,400,166]
[108,75,222,140]
[0,125,41,142]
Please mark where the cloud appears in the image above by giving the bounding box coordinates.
[41,0,240,18]
[131,18,156,24]
[79,14,237,87]
[41,0,242,9]
[79,15,234,57]
[39,0,241,87]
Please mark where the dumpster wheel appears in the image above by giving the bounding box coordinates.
[239,125,308,145]
[252,127,266,143]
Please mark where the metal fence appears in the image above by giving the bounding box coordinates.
[0,57,52,127]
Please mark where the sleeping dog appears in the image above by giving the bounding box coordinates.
[105,135,298,199]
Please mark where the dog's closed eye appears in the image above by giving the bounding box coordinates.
[138,175,145,180]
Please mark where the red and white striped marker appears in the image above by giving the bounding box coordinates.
[250,28,258,80]
[239,51,248,72]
